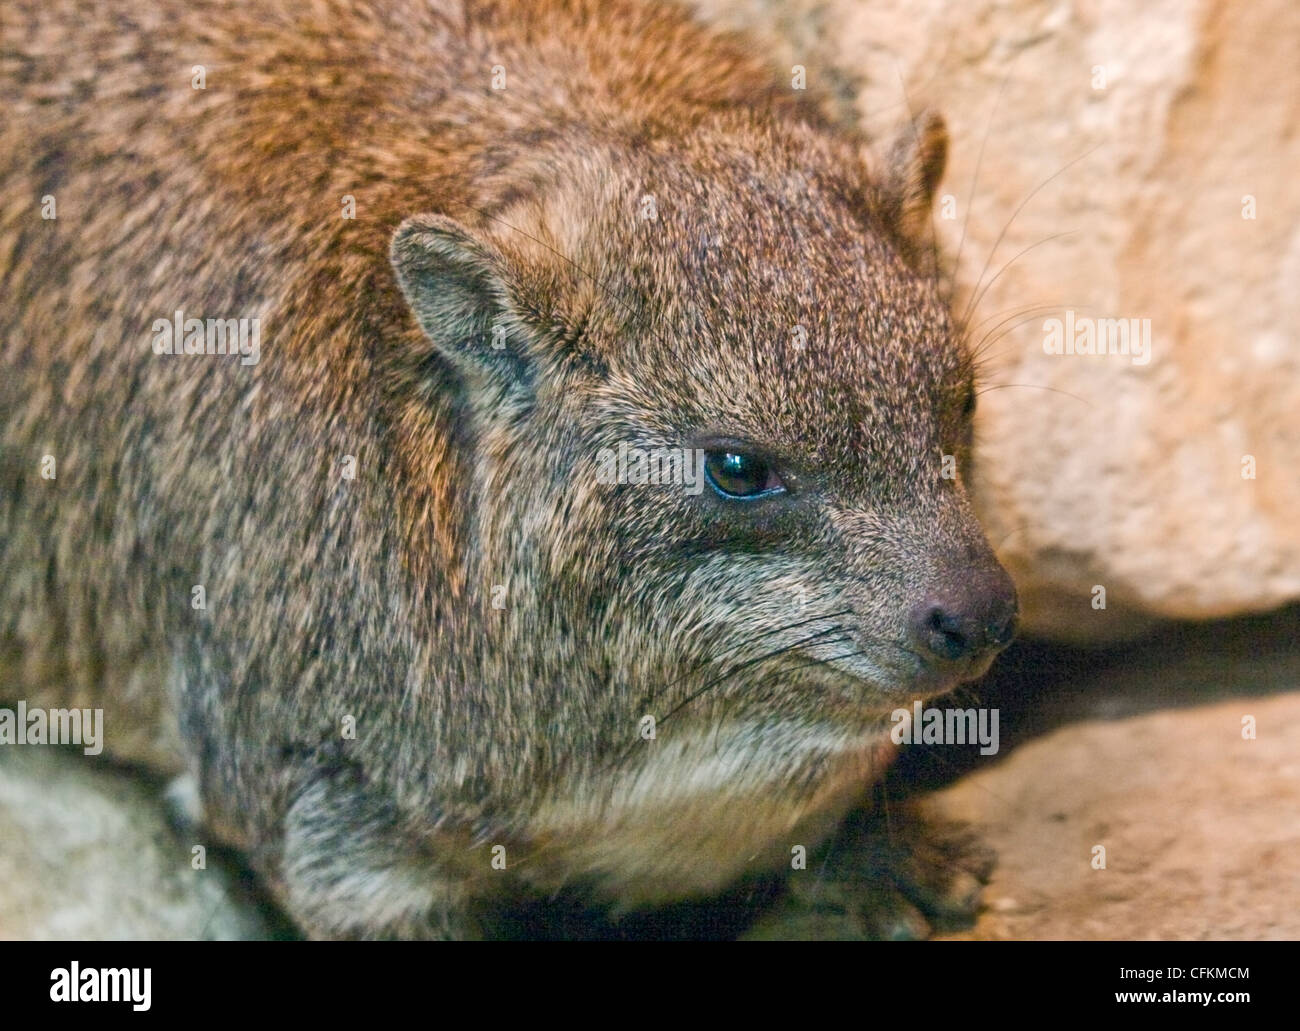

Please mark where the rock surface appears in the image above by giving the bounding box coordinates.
[933,694,1300,939]
[922,607,1300,939]
[0,749,289,940]
[694,0,1300,640]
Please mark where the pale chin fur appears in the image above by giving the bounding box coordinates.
[519,718,899,910]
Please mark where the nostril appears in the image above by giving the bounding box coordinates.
[912,584,1017,665]
[923,605,974,662]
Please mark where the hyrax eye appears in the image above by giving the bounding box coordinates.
[703,450,785,500]
[962,385,978,419]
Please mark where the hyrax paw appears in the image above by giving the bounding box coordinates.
[881,818,996,928]
[741,807,995,941]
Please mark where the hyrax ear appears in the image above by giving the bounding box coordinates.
[389,213,532,395]
[877,109,949,272]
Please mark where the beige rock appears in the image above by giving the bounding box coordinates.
[930,684,1300,939]
[694,0,1300,640]
[0,749,285,940]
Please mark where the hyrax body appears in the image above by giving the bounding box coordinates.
[0,0,1017,937]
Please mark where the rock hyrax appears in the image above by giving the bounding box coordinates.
[0,0,1018,938]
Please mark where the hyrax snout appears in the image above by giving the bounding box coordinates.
[909,557,1019,668]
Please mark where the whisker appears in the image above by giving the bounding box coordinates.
[776,647,872,677]
[975,381,1091,407]
[993,523,1033,550]
[950,70,1012,302]
[959,231,1079,335]
[958,144,1102,330]
[969,306,1071,364]
[658,626,854,727]
[964,300,1065,340]
[630,607,856,714]
[603,623,854,773]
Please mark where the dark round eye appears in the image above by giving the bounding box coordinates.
[703,450,784,499]
[962,385,977,419]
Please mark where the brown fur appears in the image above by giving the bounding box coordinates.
[0,0,1012,937]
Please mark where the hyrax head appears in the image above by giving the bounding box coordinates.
[390,112,1017,771]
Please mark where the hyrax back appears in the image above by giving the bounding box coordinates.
[0,0,1016,937]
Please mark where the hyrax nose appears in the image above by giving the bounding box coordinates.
[910,565,1019,665]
